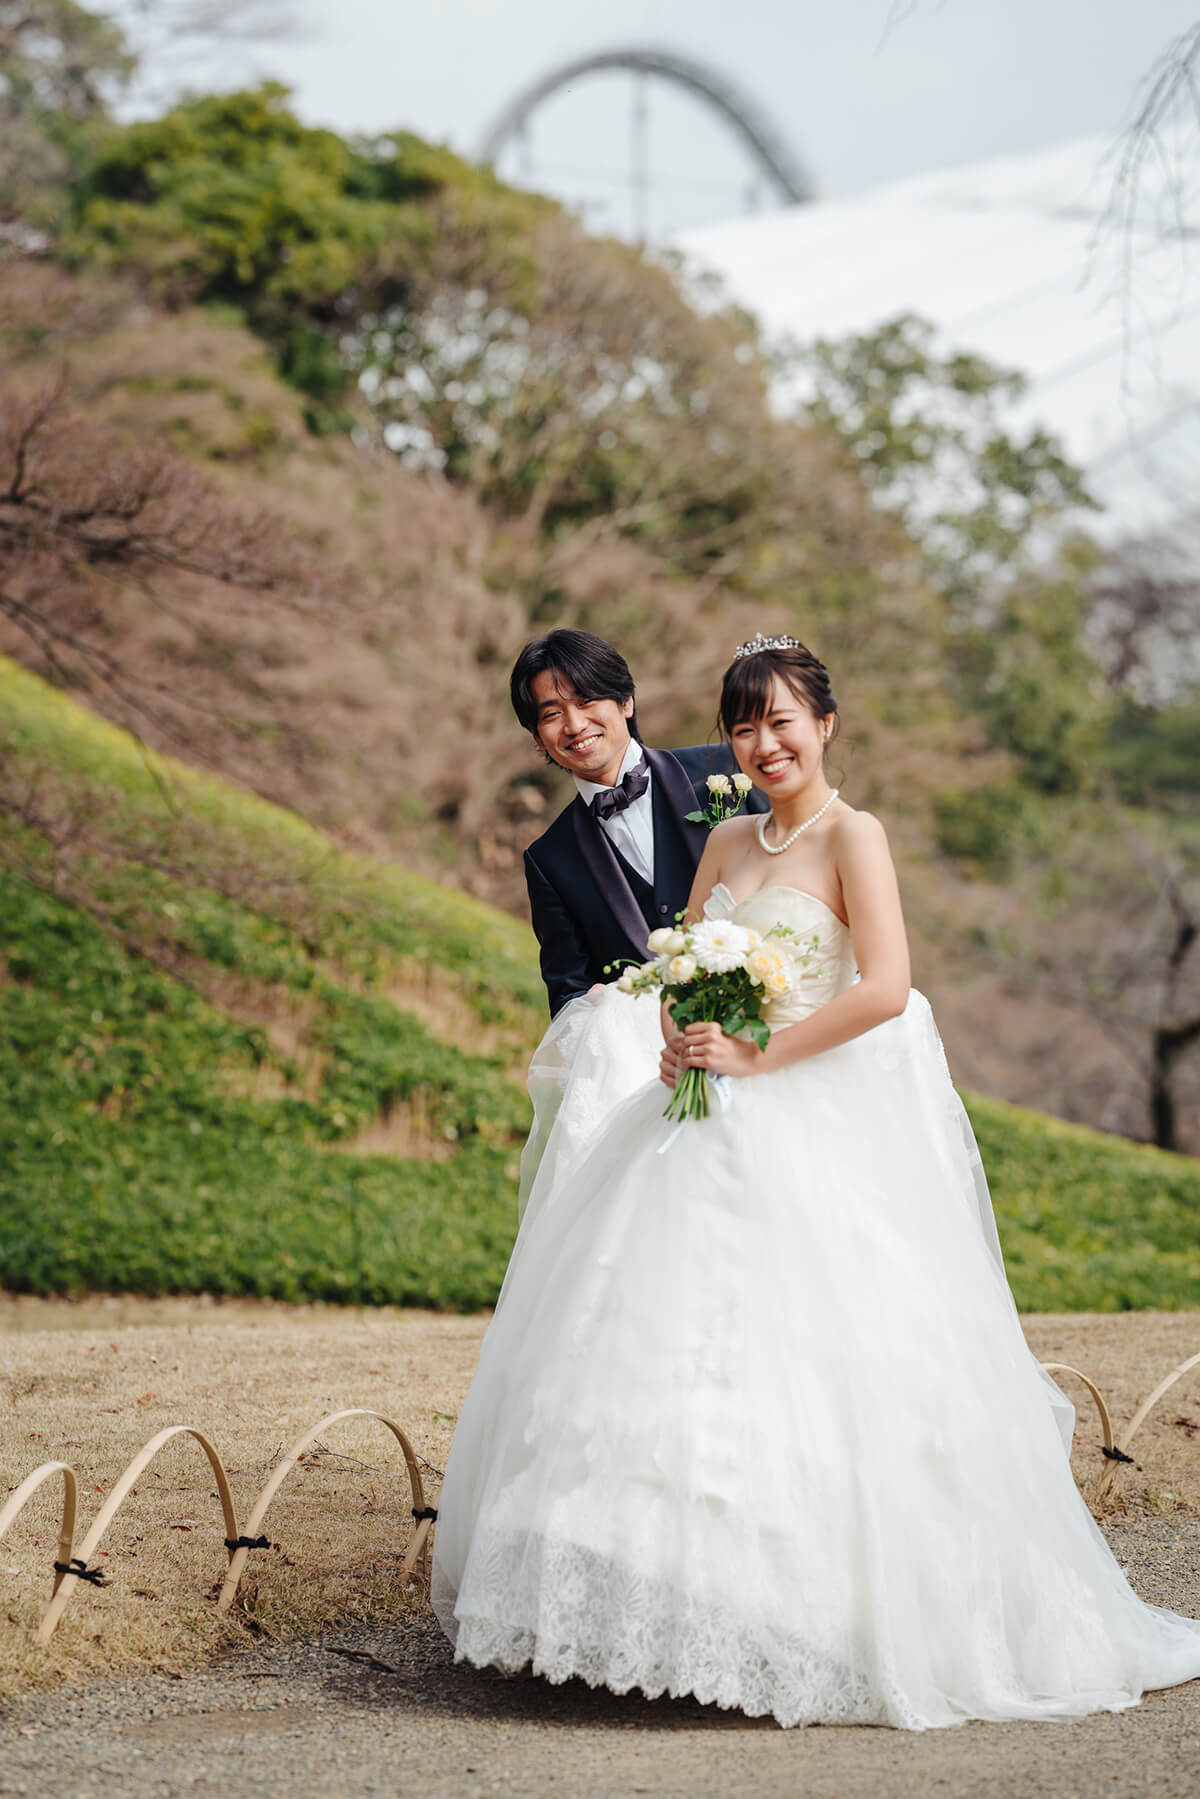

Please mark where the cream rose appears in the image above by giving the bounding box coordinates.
[746,947,782,987]
[732,772,754,793]
[667,953,698,984]
[706,772,732,795]
[615,969,636,993]
[647,927,675,954]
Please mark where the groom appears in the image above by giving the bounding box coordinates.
[511,628,765,1016]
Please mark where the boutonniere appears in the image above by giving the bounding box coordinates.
[686,771,754,829]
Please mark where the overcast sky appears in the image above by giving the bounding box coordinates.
[219,1,1197,239]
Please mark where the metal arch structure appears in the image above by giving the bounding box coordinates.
[477,45,814,209]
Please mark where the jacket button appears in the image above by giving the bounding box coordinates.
[659,904,669,914]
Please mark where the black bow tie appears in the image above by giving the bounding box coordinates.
[591,762,650,823]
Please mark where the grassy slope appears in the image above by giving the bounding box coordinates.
[1,657,1197,1311]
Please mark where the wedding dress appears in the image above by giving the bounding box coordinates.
[518,984,664,1221]
[432,884,1200,1729]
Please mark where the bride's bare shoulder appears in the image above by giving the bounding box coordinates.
[828,804,892,856]
[711,813,759,843]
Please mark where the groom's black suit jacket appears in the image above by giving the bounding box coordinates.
[524,744,768,1017]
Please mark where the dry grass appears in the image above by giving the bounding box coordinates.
[1,1299,1197,1703]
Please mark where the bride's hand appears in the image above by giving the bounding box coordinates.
[679,1022,763,1078]
[659,1031,685,1089]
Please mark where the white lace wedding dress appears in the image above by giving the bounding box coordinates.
[432,885,1200,1728]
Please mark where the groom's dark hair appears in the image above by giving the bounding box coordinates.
[510,629,642,741]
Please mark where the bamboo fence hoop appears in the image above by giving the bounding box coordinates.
[216,1408,431,1615]
[36,1425,239,1643]
[1094,1348,1200,1506]
[0,1462,78,1605]
[1041,1363,1117,1453]
[6,1352,1197,1647]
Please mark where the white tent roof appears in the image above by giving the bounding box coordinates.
[680,137,1200,541]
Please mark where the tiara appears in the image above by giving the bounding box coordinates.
[732,632,803,661]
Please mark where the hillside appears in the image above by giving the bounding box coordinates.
[2,656,1199,1312]
[4,261,1188,1158]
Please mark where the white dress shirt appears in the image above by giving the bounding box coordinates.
[574,740,655,885]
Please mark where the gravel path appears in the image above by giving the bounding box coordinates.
[3,1520,1199,1799]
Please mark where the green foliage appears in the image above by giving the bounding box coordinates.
[0,0,132,229]
[66,84,546,403]
[947,557,1113,795]
[967,1093,1200,1311]
[0,654,542,1308]
[800,313,1096,578]
[933,781,1053,876]
[1105,691,1200,807]
[797,314,1114,792]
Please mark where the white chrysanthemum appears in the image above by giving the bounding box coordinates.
[706,772,732,795]
[688,918,754,974]
[732,771,754,793]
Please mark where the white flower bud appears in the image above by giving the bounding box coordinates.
[616,969,636,994]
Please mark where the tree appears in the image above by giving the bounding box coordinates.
[792,314,1108,791]
[0,262,297,745]
[1003,807,1200,1154]
[0,0,132,227]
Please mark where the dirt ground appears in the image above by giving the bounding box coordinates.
[2,1300,1199,1795]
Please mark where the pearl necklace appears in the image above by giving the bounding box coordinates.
[756,788,839,856]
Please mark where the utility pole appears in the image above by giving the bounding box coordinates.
[631,71,649,244]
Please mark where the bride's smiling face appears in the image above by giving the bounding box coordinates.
[729,674,833,797]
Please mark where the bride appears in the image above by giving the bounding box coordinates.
[431,634,1200,1729]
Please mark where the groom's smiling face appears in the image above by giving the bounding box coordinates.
[530,672,635,788]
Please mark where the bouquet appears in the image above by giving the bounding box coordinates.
[614,914,817,1125]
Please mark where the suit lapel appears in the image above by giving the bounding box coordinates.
[645,747,710,910]
[570,797,650,961]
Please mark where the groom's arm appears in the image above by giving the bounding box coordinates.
[525,849,595,1018]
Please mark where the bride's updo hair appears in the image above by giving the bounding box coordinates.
[718,637,839,745]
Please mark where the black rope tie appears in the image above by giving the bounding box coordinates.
[54,1557,107,1586]
[1101,1445,1135,1465]
[225,1534,272,1552]
[412,1506,438,1522]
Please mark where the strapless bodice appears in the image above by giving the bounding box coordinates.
[703,881,858,1030]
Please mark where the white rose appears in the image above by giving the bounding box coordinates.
[647,927,675,953]
[615,969,636,993]
[732,771,754,793]
[706,772,732,795]
[668,953,697,984]
[661,929,687,956]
